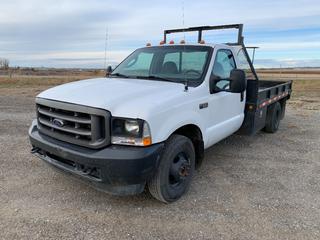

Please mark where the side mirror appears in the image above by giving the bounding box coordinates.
[209,74,220,94]
[209,69,246,94]
[229,69,246,93]
[106,66,113,77]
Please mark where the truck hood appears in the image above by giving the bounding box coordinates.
[37,77,186,118]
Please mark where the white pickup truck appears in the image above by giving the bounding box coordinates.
[29,24,292,203]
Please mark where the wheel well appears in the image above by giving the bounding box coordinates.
[172,124,204,168]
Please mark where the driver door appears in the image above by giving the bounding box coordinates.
[206,49,245,146]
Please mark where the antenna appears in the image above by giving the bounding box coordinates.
[103,26,109,69]
[181,0,188,91]
[182,0,185,41]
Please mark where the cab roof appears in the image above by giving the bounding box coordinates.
[143,43,243,51]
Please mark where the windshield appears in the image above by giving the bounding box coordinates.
[111,46,212,86]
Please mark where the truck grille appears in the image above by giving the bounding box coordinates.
[36,98,110,149]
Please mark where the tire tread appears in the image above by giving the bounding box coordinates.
[148,134,194,203]
[264,102,281,133]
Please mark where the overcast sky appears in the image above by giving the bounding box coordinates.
[1,0,320,68]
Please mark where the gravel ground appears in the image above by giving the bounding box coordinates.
[0,88,319,240]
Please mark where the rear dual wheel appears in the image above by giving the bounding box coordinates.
[148,134,195,203]
[264,102,282,133]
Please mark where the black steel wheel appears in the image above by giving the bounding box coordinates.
[148,134,195,203]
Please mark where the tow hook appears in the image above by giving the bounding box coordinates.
[31,147,40,154]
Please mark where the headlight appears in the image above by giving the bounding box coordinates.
[111,118,152,146]
[124,120,140,134]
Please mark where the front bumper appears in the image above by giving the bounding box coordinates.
[28,120,164,195]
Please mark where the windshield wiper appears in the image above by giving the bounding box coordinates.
[109,73,130,78]
[110,74,185,85]
[135,75,178,83]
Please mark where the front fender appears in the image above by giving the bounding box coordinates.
[149,109,206,145]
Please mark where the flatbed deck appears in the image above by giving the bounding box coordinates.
[240,80,292,135]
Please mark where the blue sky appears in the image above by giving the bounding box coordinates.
[1,0,320,68]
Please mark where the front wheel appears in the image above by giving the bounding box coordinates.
[148,134,195,203]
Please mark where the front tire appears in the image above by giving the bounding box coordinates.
[148,134,195,203]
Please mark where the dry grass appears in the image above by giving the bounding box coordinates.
[0,68,105,88]
[0,68,319,98]
[257,69,320,81]
[257,70,320,98]
[292,79,320,93]
[0,70,105,96]
[0,75,92,88]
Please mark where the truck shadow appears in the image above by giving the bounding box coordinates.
[54,131,264,207]
[38,117,295,209]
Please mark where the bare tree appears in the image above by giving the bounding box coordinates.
[0,58,9,69]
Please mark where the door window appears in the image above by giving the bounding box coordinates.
[212,49,236,90]
[237,49,255,80]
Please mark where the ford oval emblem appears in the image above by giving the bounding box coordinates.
[53,118,65,127]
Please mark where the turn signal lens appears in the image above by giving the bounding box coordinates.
[142,137,152,146]
[142,122,152,146]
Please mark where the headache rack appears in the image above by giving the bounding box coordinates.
[163,24,258,81]
[36,98,111,149]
